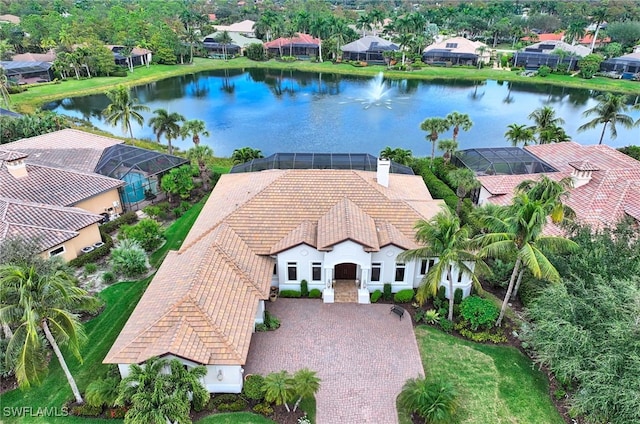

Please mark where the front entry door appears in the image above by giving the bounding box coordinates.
[335,263,357,279]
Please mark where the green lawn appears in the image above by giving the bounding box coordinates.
[0,197,207,423]
[399,326,564,424]
[195,413,276,424]
[10,57,640,113]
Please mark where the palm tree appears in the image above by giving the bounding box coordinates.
[397,376,459,424]
[393,32,414,66]
[102,85,149,139]
[309,16,328,63]
[578,93,634,145]
[231,147,264,164]
[180,119,209,146]
[255,9,280,42]
[538,124,571,144]
[379,147,413,165]
[368,9,385,36]
[148,109,185,155]
[0,67,12,109]
[187,145,214,191]
[515,175,575,226]
[589,6,608,52]
[291,368,321,412]
[448,168,480,216]
[217,31,233,61]
[528,106,566,143]
[446,112,473,144]
[420,117,450,165]
[475,45,488,68]
[356,14,372,37]
[565,20,586,45]
[264,370,293,412]
[504,123,535,147]
[437,139,458,165]
[0,264,99,404]
[167,359,209,411]
[476,193,578,326]
[399,207,488,321]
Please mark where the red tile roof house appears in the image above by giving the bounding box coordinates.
[264,33,321,59]
[104,159,481,393]
[475,142,640,235]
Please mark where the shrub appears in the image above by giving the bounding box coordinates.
[84,263,97,274]
[453,288,463,305]
[383,283,392,301]
[309,288,322,298]
[85,375,120,407]
[71,404,103,416]
[68,230,113,268]
[410,158,457,209]
[217,398,248,412]
[252,402,274,415]
[437,285,446,300]
[243,374,265,401]
[264,311,280,330]
[279,290,301,298]
[371,289,382,303]
[459,295,499,331]
[109,239,148,278]
[538,65,551,77]
[102,272,116,285]
[414,309,426,323]
[300,279,309,297]
[424,309,440,324]
[100,211,137,234]
[106,406,127,419]
[142,205,162,220]
[255,323,268,332]
[210,394,239,407]
[397,376,459,423]
[458,327,507,343]
[394,289,414,303]
[119,218,165,252]
[439,317,454,333]
[246,43,266,61]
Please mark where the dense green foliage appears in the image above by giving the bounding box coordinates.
[109,239,148,277]
[279,289,301,298]
[308,288,322,298]
[411,158,458,209]
[161,164,196,201]
[119,218,165,252]
[0,112,69,144]
[459,295,500,331]
[397,376,459,424]
[243,374,266,401]
[393,289,415,303]
[370,289,382,303]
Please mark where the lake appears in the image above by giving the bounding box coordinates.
[44,69,640,157]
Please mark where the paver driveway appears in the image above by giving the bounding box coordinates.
[244,299,424,424]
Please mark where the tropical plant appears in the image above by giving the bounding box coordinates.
[291,368,321,412]
[445,112,473,144]
[231,147,264,164]
[397,376,459,424]
[528,106,565,143]
[0,67,12,109]
[161,164,195,201]
[379,147,413,165]
[447,168,480,216]
[515,175,574,224]
[437,139,458,165]
[187,145,214,191]
[263,370,294,412]
[180,119,209,146]
[85,374,120,407]
[577,53,604,79]
[420,117,450,165]
[167,359,209,411]
[102,85,149,139]
[109,239,148,278]
[504,123,535,147]
[398,207,489,321]
[119,218,165,252]
[216,31,233,60]
[577,93,634,145]
[148,108,185,155]
[0,263,99,404]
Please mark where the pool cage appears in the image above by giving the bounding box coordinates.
[230,153,415,175]
[94,144,189,210]
[453,147,557,176]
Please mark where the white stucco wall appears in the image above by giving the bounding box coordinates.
[409,259,475,299]
[369,245,413,292]
[254,300,265,326]
[276,244,325,291]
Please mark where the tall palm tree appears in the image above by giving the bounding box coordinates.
[399,207,488,321]
[393,32,414,65]
[437,139,458,165]
[102,85,149,139]
[187,145,214,191]
[538,124,571,144]
[528,106,566,143]
[379,147,413,165]
[264,370,293,412]
[356,14,372,37]
[368,9,385,36]
[0,67,11,109]
[448,168,480,216]
[504,123,535,147]
[217,31,233,61]
[309,15,328,62]
[420,117,450,165]
[578,93,634,145]
[231,147,264,164]
[0,264,99,404]
[475,45,488,68]
[180,119,209,146]
[589,6,609,52]
[476,194,578,326]
[515,175,575,225]
[148,109,185,155]
[565,20,586,45]
[255,9,280,42]
[446,112,473,144]
[291,368,321,412]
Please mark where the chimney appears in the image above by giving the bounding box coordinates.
[1,151,29,179]
[377,157,390,188]
[568,161,598,189]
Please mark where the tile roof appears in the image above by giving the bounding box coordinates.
[478,142,640,231]
[5,129,123,173]
[0,197,102,251]
[107,169,443,366]
[264,33,321,48]
[0,154,124,207]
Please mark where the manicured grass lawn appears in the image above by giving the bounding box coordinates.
[11,57,640,113]
[399,326,564,424]
[0,197,207,423]
[196,413,276,424]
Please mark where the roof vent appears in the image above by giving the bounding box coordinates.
[569,161,599,188]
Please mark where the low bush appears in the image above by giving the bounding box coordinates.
[101,211,137,234]
[106,406,127,419]
[109,239,148,278]
[264,311,280,330]
[102,272,116,284]
[119,218,165,252]
[453,288,463,304]
[394,289,414,303]
[142,205,163,220]
[217,398,248,412]
[300,279,309,297]
[309,288,322,298]
[70,404,103,417]
[370,289,382,303]
[253,402,274,415]
[279,290,301,298]
[84,263,98,274]
[459,295,499,331]
[437,285,446,301]
[410,158,457,209]
[68,230,113,268]
[255,323,268,332]
[458,327,507,343]
[210,394,239,407]
[243,374,265,401]
[424,309,440,324]
[537,65,551,77]
[518,277,551,307]
[439,317,454,333]
[383,283,392,301]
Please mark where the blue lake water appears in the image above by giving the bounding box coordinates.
[45,69,640,157]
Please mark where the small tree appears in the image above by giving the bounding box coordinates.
[119,218,165,252]
[264,370,294,412]
[161,165,195,202]
[291,368,321,412]
[578,53,603,79]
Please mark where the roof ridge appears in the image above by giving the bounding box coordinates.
[3,222,79,234]
[212,239,263,296]
[0,196,103,217]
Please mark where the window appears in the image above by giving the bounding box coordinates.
[49,246,65,257]
[312,262,322,281]
[421,259,435,274]
[395,263,406,282]
[458,269,464,283]
[371,262,381,282]
[287,262,297,281]
[273,263,277,275]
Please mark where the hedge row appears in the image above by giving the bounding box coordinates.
[68,230,113,268]
[100,211,138,234]
[411,158,457,209]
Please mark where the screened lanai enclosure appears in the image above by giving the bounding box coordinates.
[0,61,53,83]
[453,147,557,176]
[230,153,414,174]
[94,144,188,210]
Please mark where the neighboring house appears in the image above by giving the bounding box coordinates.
[521,32,610,48]
[202,34,242,57]
[422,37,490,66]
[11,50,57,63]
[0,61,54,84]
[264,33,320,59]
[105,159,480,393]
[460,142,640,235]
[0,108,21,118]
[0,14,20,24]
[512,40,589,70]
[106,45,152,68]
[600,51,640,76]
[341,35,398,63]
[212,19,256,38]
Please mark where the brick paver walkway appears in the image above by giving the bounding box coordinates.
[244,299,424,424]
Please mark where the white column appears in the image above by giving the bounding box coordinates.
[361,268,369,289]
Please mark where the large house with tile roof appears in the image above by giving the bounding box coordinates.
[105,160,475,393]
[264,33,321,59]
[472,142,640,234]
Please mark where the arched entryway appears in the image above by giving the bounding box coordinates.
[334,263,357,280]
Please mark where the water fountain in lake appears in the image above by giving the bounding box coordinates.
[341,72,394,109]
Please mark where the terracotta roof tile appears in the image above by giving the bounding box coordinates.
[270,220,317,254]
[264,33,320,48]
[317,197,379,251]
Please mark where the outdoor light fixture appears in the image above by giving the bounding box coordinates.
[217,370,223,381]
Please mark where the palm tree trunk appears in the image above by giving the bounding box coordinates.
[42,320,84,404]
[167,138,173,155]
[284,401,290,413]
[590,26,600,52]
[293,396,302,412]
[496,257,521,326]
[447,270,455,321]
[598,121,608,145]
[2,323,13,339]
[510,268,525,300]
[430,138,436,166]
